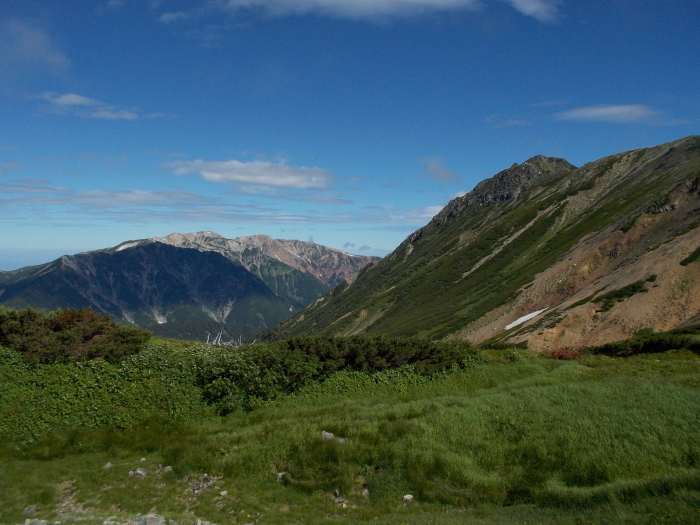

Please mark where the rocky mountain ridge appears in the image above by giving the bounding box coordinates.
[0,233,378,340]
[264,136,700,350]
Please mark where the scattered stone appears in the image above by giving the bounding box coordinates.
[333,489,341,497]
[402,494,414,503]
[23,506,36,516]
[135,468,148,478]
[361,488,370,497]
[140,458,146,462]
[333,497,346,504]
[321,430,347,443]
[219,490,228,497]
[188,473,218,494]
[276,472,286,482]
[168,520,179,525]
[103,517,120,524]
[23,520,47,525]
[163,466,173,473]
[139,515,166,525]
[103,462,113,469]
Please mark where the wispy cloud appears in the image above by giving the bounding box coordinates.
[484,113,529,127]
[156,0,560,24]
[555,104,661,123]
[0,162,25,176]
[218,0,559,20]
[159,11,190,23]
[504,0,559,23]
[422,156,460,184]
[168,159,334,191]
[0,18,71,87]
[39,92,163,120]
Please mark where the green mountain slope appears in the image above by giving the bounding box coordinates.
[264,136,700,349]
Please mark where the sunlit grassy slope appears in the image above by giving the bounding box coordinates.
[2,342,700,524]
[263,136,700,342]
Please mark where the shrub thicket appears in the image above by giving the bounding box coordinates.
[594,281,647,312]
[0,306,151,364]
[587,328,700,357]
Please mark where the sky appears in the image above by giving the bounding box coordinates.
[1,0,699,270]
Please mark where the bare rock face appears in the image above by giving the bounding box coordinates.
[153,231,377,288]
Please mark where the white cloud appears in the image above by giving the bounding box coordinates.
[49,93,102,106]
[484,113,529,127]
[70,189,210,207]
[555,104,660,123]
[0,162,25,176]
[503,0,558,22]
[168,159,334,190]
[218,0,559,20]
[388,204,444,222]
[0,18,71,80]
[159,11,190,23]
[39,92,160,121]
[422,156,460,184]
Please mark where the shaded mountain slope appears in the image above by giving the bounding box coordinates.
[0,243,292,339]
[264,136,700,350]
[0,234,378,341]
[110,231,377,309]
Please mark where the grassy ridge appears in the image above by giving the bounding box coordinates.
[264,136,700,341]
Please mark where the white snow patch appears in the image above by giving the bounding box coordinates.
[505,308,548,330]
[116,242,139,252]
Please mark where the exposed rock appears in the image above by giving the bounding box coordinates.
[188,473,218,494]
[321,431,347,443]
[23,507,36,516]
[163,466,173,473]
[139,515,166,525]
[360,488,370,497]
[103,462,113,469]
[403,494,414,503]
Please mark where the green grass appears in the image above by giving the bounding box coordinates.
[2,347,700,523]
[681,245,700,266]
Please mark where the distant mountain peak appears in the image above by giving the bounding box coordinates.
[0,231,378,341]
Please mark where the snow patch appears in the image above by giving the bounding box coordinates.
[116,242,139,252]
[505,308,548,330]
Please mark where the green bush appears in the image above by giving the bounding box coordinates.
[587,329,700,357]
[594,281,647,312]
[680,245,700,266]
[0,306,151,364]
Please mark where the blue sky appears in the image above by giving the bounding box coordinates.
[1,0,698,270]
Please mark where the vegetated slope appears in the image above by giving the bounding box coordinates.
[265,136,700,350]
[0,233,377,340]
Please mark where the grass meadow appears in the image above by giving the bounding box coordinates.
[2,341,700,524]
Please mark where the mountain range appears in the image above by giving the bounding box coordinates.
[0,232,378,340]
[263,136,700,350]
